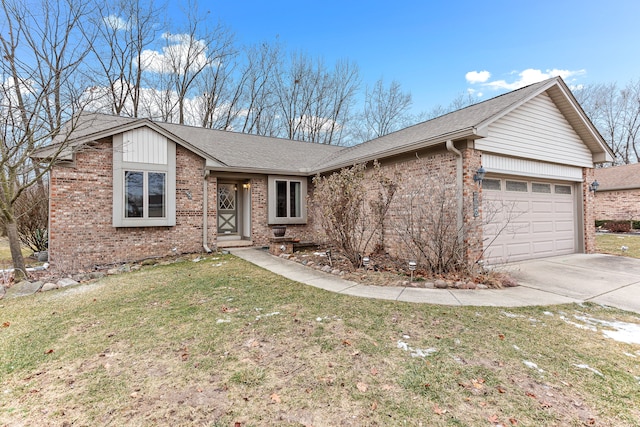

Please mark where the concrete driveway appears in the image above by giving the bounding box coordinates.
[500,254,640,314]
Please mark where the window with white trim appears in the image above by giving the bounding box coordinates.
[268,176,307,224]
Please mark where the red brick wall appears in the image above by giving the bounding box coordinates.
[462,147,483,264]
[582,168,596,253]
[593,188,640,222]
[49,140,207,272]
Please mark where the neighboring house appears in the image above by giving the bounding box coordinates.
[35,77,613,272]
[593,163,640,222]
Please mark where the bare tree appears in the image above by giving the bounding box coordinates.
[144,1,235,125]
[355,78,412,141]
[273,52,359,145]
[576,80,640,164]
[0,0,92,280]
[237,42,281,136]
[86,0,162,117]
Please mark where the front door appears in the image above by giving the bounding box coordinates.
[218,183,238,234]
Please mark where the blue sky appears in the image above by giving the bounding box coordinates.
[175,0,639,114]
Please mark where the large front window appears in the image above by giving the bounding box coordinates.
[268,176,307,224]
[125,171,166,219]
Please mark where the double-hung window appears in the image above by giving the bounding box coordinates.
[268,176,307,224]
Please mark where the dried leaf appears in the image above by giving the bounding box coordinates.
[357,382,368,392]
[342,339,351,346]
[44,349,54,354]
[526,391,537,399]
[370,367,379,376]
[509,417,518,425]
[2,322,10,328]
[270,393,281,403]
[488,414,499,423]
[371,401,378,411]
[498,334,505,340]
[497,386,506,394]
[433,403,445,415]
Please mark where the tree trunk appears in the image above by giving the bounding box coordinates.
[6,220,27,282]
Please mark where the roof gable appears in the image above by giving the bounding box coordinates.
[313,77,614,172]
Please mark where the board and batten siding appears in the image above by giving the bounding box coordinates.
[475,92,593,168]
[122,127,168,165]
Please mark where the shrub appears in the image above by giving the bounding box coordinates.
[603,221,631,233]
[312,161,398,269]
[12,184,49,252]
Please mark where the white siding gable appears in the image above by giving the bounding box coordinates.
[122,127,168,165]
[475,92,594,168]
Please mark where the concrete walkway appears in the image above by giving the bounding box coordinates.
[230,248,640,312]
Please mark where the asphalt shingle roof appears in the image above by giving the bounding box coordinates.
[594,163,640,190]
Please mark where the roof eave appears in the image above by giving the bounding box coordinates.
[311,127,479,174]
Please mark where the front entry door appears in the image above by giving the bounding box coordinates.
[218,183,238,234]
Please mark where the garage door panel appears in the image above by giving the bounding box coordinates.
[533,240,554,253]
[532,221,553,233]
[531,201,553,213]
[555,220,574,232]
[555,201,574,213]
[505,242,532,256]
[555,239,575,251]
[483,176,577,264]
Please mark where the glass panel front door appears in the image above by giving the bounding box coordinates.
[218,183,238,234]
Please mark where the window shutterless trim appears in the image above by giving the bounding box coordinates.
[267,175,307,225]
[113,133,176,227]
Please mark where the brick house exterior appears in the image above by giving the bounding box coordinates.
[37,77,613,273]
[593,163,640,223]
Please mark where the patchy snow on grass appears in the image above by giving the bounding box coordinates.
[558,315,598,331]
[573,315,640,345]
[523,360,544,373]
[397,340,437,358]
[255,312,280,321]
[501,311,522,318]
[216,318,230,324]
[573,364,604,377]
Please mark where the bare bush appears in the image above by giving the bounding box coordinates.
[390,170,465,275]
[13,185,49,253]
[312,162,397,269]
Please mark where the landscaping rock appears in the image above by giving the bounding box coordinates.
[434,279,448,289]
[321,265,332,273]
[331,269,341,275]
[41,282,59,292]
[141,259,158,266]
[57,278,79,288]
[466,282,477,290]
[88,272,106,280]
[477,284,489,289]
[107,268,119,275]
[4,280,43,298]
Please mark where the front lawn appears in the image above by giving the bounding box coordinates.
[596,233,640,258]
[1,255,639,426]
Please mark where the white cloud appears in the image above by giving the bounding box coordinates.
[465,70,491,84]
[473,68,586,91]
[103,15,130,31]
[140,33,210,74]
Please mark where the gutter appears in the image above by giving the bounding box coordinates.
[445,140,464,237]
[202,170,213,253]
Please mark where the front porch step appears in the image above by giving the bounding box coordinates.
[217,240,254,248]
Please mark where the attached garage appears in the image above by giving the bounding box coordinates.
[482,175,580,264]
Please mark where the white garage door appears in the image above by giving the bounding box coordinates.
[482,176,577,264]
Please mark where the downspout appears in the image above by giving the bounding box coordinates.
[202,170,213,253]
[446,140,464,236]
